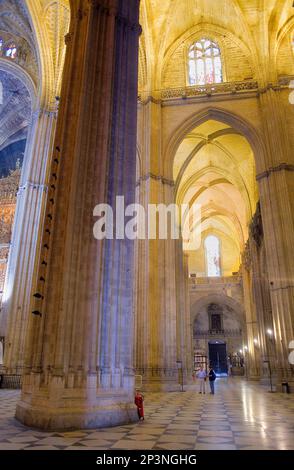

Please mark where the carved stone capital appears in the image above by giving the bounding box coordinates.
[64,32,73,45]
[242,241,251,271]
[249,202,263,248]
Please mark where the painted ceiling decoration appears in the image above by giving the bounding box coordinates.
[0,0,70,177]
[0,0,38,82]
[0,70,31,149]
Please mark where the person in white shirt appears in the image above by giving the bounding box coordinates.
[197,366,207,394]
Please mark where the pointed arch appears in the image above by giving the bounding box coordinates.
[191,293,245,328]
[164,106,266,177]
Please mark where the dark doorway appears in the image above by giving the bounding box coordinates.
[209,342,227,374]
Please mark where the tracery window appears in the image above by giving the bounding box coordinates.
[205,235,221,277]
[208,303,223,331]
[5,43,17,59]
[188,38,223,85]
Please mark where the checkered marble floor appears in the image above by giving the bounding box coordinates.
[0,378,294,450]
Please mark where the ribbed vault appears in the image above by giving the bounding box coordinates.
[174,119,258,276]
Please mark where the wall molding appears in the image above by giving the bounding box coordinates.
[138,76,294,105]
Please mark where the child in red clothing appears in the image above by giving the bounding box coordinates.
[134,390,144,420]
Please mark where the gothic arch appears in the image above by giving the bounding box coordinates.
[25,0,70,109]
[191,293,246,329]
[164,106,266,178]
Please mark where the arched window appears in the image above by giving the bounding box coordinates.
[205,235,221,277]
[188,38,223,85]
[5,43,17,59]
[0,38,3,52]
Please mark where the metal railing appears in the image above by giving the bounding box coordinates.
[160,80,259,100]
[194,328,242,338]
[0,374,22,389]
[189,274,241,286]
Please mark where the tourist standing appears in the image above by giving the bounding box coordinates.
[197,366,207,394]
[208,366,216,394]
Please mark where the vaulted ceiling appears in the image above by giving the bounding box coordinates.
[0,0,36,173]
[0,70,31,153]
[140,0,294,90]
[0,0,36,52]
[175,119,258,272]
[0,0,70,174]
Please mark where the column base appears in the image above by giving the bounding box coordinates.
[16,372,138,431]
[16,398,137,431]
[248,374,260,381]
[16,401,137,431]
[137,367,184,392]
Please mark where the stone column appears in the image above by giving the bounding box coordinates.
[250,240,276,383]
[175,247,193,384]
[241,260,260,380]
[257,87,294,389]
[135,98,179,390]
[135,174,178,390]
[0,108,56,374]
[16,0,141,430]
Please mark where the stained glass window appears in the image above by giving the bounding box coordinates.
[5,43,17,59]
[188,39,223,85]
[205,235,221,277]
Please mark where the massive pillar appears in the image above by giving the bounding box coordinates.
[241,256,260,381]
[16,0,141,430]
[257,87,294,389]
[135,99,179,390]
[0,108,56,374]
[176,250,193,384]
[254,246,276,383]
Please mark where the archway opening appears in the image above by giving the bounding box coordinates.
[174,118,258,277]
[174,117,259,376]
[192,297,245,377]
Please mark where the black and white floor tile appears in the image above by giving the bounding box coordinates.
[0,379,293,450]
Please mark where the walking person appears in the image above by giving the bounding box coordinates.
[197,366,207,394]
[208,366,216,394]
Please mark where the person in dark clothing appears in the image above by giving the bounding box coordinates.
[208,367,216,394]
